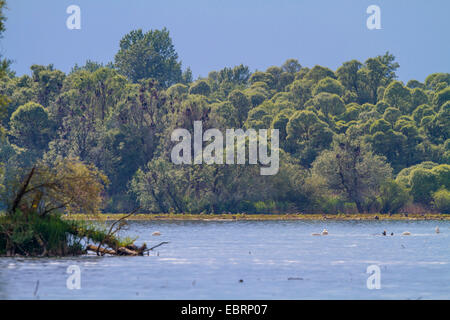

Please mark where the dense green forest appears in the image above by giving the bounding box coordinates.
[0,25,449,215]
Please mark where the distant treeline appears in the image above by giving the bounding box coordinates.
[0,28,449,214]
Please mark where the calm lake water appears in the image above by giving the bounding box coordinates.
[0,220,449,299]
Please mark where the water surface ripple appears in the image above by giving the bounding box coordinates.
[0,220,449,299]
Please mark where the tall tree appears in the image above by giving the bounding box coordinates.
[312,135,392,213]
[115,28,182,87]
[0,0,9,192]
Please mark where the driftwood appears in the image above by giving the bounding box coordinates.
[86,242,169,256]
[86,244,116,255]
[146,241,169,252]
[96,207,140,256]
[117,247,139,256]
[86,208,169,256]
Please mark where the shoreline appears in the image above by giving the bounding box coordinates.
[65,213,450,221]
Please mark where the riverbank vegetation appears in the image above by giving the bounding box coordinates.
[0,4,449,216]
[0,158,150,256]
[66,212,450,221]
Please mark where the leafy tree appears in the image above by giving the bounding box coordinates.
[410,168,438,204]
[166,83,188,98]
[425,102,449,142]
[383,81,411,113]
[358,52,399,104]
[395,121,422,168]
[9,102,54,153]
[289,79,312,108]
[410,88,428,109]
[286,110,333,166]
[281,59,302,74]
[433,189,450,214]
[375,51,400,83]
[246,90,266,107]
[0,0,8,191]
[433,86,450,108]
[272,109,294,143]
[425,73,450,90]
[71,59,112,73]
[246,101,282,129]
[181,67,193,84]
[6,158,107,216]
[336,60,362,93]
[130,158,189,213]
[30,64,65,107]
[412,104,435,124]
[383,107,402,126]
[378,179,410,214]
[312,77,344,96]
[305,65,335,83]
[307,92,345,123]
[312,135,392,213]
[431,164,450,189]
[406,79,425,89]
[115,28,182,86]
[249,72,275,88]
[228,90,251,126]
[189,80,211,96]
[0,19,448,216]
[214,64,251,85]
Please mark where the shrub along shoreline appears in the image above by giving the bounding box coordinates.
[0,210,151,257]
[65,213,450,221]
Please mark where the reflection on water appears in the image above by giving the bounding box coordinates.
[0,220,449,299]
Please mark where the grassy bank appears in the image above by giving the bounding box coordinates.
[65,213,450,221]
[0,210,138,257]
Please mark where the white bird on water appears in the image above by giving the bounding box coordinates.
[435,226,440,234]
[152,231,161,236]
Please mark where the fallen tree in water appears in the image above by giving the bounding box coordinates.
[0,209,169,256]
[86,241,169,256]
[0,158,168,257]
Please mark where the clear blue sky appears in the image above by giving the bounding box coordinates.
[2,0,449,82]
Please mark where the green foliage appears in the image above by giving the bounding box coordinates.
[434,87,450,108]
[431,164,450,189]
[0,0,8,193]
[0,210,79,256]
[407,79,425,89]
[9,102,53,152]
[0,209,129,256]
[336,60,362,93]
[383,81,412,113]
[0,16,447,216]
[410,168,439,204]
[306,92,345,122]
[425,73,450,90]
[30,64,65,106]
[282,59,302,74]
[305,65,335,82]
[286,110,333,166]
[312,135,392,213]
[312,77,344,96]
[114,28,182,86]
[189,80,211,96]
[167,83,188,98]
[378,180,410,213]
[433,189,450,214]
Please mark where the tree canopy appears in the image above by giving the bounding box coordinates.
[115,28,184,87]
[0,24,449,214]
